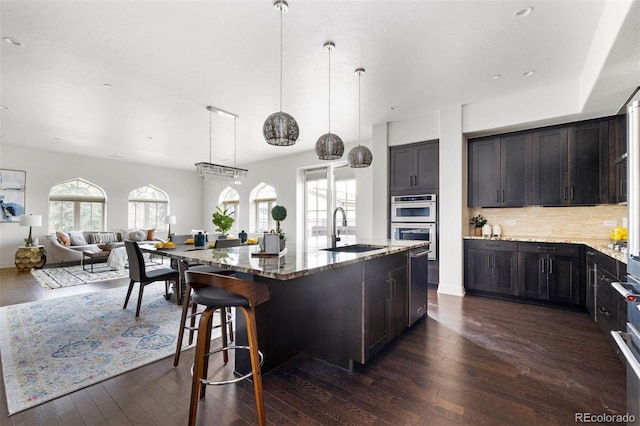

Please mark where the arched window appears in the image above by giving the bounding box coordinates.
[48,178,106,232]
[218,187,240,230]
[252,183,277,232]
[128,185,169,230]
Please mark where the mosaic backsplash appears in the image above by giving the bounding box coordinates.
[468,205,628,240]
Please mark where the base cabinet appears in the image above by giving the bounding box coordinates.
[465,240,583,306]
[362,253,409,363]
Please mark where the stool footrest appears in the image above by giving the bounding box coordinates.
[191,345,264,386]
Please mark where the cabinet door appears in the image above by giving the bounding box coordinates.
[585,251,597,318]
[517,252,548,299]
[468,138,500,207]
[568,121,608,205]
[531,128,568,205]
[610,115,627,203]
[414,142,439,191]
[363,275,388,361]
[492,250,518,295]
[389,146,414,192]
[388,265,408,340]
[547,253,580,305]
[465,247,493,291]
[500,134,530,206]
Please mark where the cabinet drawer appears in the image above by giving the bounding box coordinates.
[596,269,619,309]
[517,242,580,256]
[465,240,518,252]
[593,251,617,276]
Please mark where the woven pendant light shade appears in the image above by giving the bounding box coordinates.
[348,67,373,168]
[263,111,299,146]
[315,132,345,160]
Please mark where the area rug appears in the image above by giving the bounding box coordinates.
[0,285,222,415]
[30,261,168,289]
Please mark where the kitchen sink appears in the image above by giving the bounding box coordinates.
[322,244,386,253]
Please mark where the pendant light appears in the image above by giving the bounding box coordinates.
[315,41,344,160]
[348,68,373,168]
[263,0,299,146]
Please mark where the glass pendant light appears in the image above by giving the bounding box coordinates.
[348,68,373,168]
[263,0,299,146]
[315,41,344,160]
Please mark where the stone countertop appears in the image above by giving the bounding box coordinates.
[147,239,430,280]
[463,235,627,264]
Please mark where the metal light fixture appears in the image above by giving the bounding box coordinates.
[195,106,248,184]
[263,0,299,146]
[315,41,344,160]
[348,68,373,168]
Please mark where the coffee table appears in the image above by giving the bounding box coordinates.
[82,250,111,273]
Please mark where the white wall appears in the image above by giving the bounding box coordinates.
[0,145,203,268]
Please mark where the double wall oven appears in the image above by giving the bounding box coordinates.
[390,194,437,261]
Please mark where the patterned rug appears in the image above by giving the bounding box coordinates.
[0,285,222,415]
[31,261,168,289]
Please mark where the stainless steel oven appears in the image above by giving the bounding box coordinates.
[391,222,436,260]
[390,194,436,223]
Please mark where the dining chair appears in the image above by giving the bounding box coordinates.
[123,241,179,317]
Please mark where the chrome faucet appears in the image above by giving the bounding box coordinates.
[332,206,347,248]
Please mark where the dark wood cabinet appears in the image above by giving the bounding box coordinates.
[464,240,583,306]
[464,240,518,295]
[469,116,618,208]
[530,121,608,206]
[517,243,582,305]
[362,253,408,362]
[468,134,529,207]
[389,141,438,193]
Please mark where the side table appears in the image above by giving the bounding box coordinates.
[15,245,46,272]
[82,250,111,273]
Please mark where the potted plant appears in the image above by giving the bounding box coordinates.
[212,206,234,239]
[469,214,487,236]
[271,205,287,250]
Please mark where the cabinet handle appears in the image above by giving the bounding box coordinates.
[562,186,567,200]
[502,190,505,203]
[570,186,575,200]
[540,258,545,273]
[493,255,498,269]
[488,255,492,269]
[598,307,611,317]
[548,259,553,274]
[537,246,557,250]
[496,190,500,203]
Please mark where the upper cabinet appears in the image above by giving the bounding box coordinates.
[389,141,439,194]
[468,133,530,207]
[610,114,627,203]
[469,116,618,208]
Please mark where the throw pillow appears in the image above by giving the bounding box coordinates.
[68,231,87,246]
[56,231,70,246]
[146,228,155,241]
[129,229,146,242]
[120,228,137,241]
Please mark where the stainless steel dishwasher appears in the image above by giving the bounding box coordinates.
[409,247,430,326]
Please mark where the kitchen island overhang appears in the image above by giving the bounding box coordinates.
[150,239,430,374]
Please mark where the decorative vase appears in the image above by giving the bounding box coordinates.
[474,227,482,236]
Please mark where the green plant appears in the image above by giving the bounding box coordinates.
[469,214,487,228]
[212,206,234,235]
[271,205,287,237]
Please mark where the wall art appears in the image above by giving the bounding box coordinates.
[0,169,26,222]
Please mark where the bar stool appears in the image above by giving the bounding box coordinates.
[174,261,235,367]
[184,270,270,426]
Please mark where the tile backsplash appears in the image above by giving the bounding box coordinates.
[469,205,627,240]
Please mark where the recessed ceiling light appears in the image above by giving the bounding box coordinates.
[521,70,535,77]
[514,6,533,18]
[491,74,502,80]
[3,37,23,47]
[53,137,60,141]
[0,105,9,110]
[108,154,124,159]
[390,106,399,110]
[103,83,113,88]
[146,136,153,140]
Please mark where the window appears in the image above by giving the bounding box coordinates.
[253,183,277,232]
[48,178,106,232]
[219,187,239,232]
[304,164,356,248]
[128,185,169,230]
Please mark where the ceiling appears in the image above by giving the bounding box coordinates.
[1,0,638,171]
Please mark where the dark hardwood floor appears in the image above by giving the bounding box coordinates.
[0,267,626,425]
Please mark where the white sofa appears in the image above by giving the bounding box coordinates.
[40,230,159,265]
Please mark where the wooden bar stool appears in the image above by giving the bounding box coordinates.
[174,261,235,367]
[184,270,270,426]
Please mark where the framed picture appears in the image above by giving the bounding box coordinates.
[0,169,26,222]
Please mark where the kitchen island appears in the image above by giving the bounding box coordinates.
[149,239,430,374]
